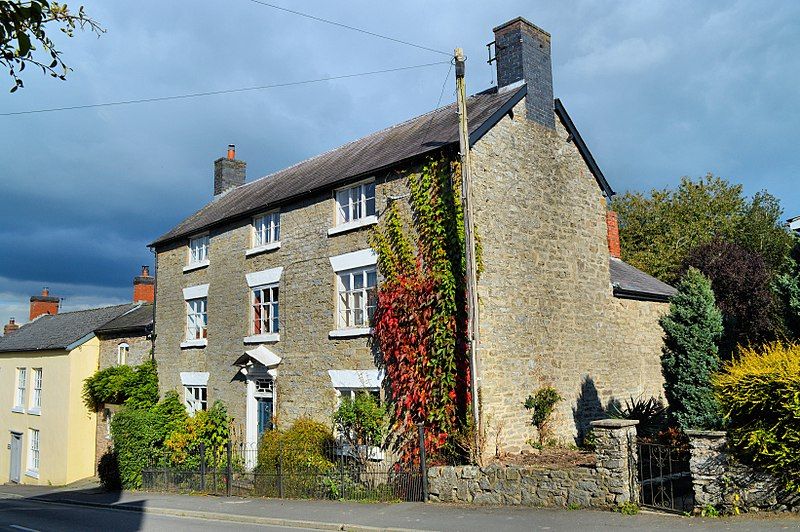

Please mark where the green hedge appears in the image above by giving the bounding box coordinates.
[714,342,800,491]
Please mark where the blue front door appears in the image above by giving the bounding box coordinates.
[257,397,273,436]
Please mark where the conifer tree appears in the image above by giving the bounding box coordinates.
[660,267,724,430]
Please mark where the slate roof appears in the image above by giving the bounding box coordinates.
[95,303,153,335]
[151,85,531,247]
[609,258,677,302]
[0,303,138,353]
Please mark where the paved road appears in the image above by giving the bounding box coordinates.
[0,496,311,532]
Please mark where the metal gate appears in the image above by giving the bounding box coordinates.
[636,440,694,512]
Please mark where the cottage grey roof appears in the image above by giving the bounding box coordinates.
[610,258,677,302]
[95,303,153,335]
[151,85,529,247]
[0,303,138,353]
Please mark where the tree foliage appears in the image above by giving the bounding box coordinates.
[714,342,800,491]
[660,268,724,430]
[683,239,777,356]
[333,392,386,449]
[369,157,474,464]
[163,401,231,469]
[612,175,793,283]
[0,1,103,91]
[774,237,800,340]
[83,359,159,411]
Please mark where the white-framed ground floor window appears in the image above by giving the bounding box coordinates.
[26,428,40,478]
[180,372,209,416]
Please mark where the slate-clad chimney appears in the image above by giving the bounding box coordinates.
[493,17,555,129]
[4,317,19,336]
[214,144,246,196]
[133,265,155,303]
[29,288,59,320]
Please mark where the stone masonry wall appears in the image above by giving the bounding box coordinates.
[688,431,800,513]
[429,420,638,507]
[154,169,412,437]
[98,334,151,370]
[470,99,668,453]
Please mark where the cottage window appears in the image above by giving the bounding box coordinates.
[14,367,27,410]
[335,181,375,226]
[28,429,40,476]
[337,388,380,403]
[337,267,377,329]
[252,285,279,335]
[184,385,207,415]
[188,234,209,264]
[117,343,129,365]
[253,212,280,247]
[30,368,42,412]
[186,298,208,340]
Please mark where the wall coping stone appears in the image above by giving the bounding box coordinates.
[685,430,726,438]
[590,419,639,429]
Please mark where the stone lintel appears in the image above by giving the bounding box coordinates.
[685,430,727,439]
[590,419,639,429]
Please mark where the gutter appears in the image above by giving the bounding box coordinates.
[612,286,672,303]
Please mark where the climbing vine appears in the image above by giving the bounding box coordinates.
[370,156,478,464]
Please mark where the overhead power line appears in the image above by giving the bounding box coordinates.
[246,0,451,57]
[0,61,450,116]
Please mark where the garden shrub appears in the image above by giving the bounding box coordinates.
[110,391,187,488]
[524,387,561,447]
[163,401,231,469]
[714,342,800,491]
[256,418,336,473]
[83,359,159,411]
[97,449,122,491]
[608,396,667,439]
[660,267,724,430]
[333,392,386,448]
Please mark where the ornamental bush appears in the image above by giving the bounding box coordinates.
[163,401,231,469]
[660,267,724,431]
[256,418,336,473]
[714,342,800,491]
[333,392,386,449]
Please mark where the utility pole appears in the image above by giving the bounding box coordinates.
[455,47,482,464]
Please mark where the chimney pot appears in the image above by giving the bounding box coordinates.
[4,316,20,336]
[227,144,236,160]
[492,17,555,129]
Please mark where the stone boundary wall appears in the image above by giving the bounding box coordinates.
[428,419,638,508]
[687,431,800,513]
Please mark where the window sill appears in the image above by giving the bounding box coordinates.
[329,327,372,338]
[244,333,280,344]
[25,470,39,479]
[245,241,281,257]
[327,215,378,237]
[183,259,210,273]
[180,339,208,349]
[11,406,25,414]
[27,408,41,416]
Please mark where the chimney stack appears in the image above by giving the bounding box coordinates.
[3,317,19,336]
[492,17,555,129]
[133,265,155,303]
[30,288,60,320]
[214,144,246,196]
[606,211,621,259]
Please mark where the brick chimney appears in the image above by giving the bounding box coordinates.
[3,317,19,336]
[214,144,246,196]
[30,288,59,320]
[606,211,621,259]
[133,265,155,303]
[492,17,555,129]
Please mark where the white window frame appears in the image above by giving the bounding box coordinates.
[27,428,40,478]
[329,180,377,235]
[185,234,210,272]
[117,343,129,365]
[248,211,281,256]
[13,367,26,412]
[29,368,42,414]
[336,267,377,330]
[184,385,207,416]
[186,297,207,341]
[251,284,279,335]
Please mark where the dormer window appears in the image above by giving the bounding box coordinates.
[329,180,377,236]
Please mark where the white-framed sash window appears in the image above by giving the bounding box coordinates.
[252,285,279,335]
[186,298,208,340]
[337,267,377,329]
[335,181,376,226]
[184,385,207,415]
[117,343,129,365]
[30,368,42,412]
[253,211,280,247]
[27,428,40,476]
[14,367,27,410]
[188,234,209,264]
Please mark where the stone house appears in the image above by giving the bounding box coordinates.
[149,17,675,454]
[92,266,154,468]
[0,292,140,485]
